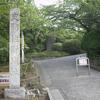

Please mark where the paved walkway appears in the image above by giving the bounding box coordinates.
[34,54,100,100]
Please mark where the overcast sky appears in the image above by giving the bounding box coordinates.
[34,0,63,8]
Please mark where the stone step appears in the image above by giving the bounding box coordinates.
[46,88,64,100]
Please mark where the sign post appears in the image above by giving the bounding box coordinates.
[76,57,90,76]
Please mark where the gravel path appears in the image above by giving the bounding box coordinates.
[34,54,100,100]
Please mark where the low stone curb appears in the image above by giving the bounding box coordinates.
[46,88,64,100]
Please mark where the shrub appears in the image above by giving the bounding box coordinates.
[26,51,69,59]
[63,39,81,55]
[0,48,8,65]
[52,42,63,51]
[81,31,100,57]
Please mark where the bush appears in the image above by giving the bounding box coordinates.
[63,39,81,55]
[26,51,69,59]
[81,31,100,57]
[52,42,63,51]
[0,48,8,65]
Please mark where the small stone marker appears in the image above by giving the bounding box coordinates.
[4,8,26,99]
[76,57,90,76]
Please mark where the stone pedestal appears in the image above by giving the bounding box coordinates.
[5,87,26,99]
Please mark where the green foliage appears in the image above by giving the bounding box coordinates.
[82,31,100,57]
[0,48,8,65]
[0,65,9,72]
[0,0,10,64]
[56,29,84,43]
[0,0,49,64]
[0,0,99,65]
[77,0,100,57]
[63,39,81,55]
[52,42,63,51]
[27,51,69,58]
[42,0,100,57]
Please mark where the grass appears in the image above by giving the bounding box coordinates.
[21,61,43,99]
[0,65,9,90]
[21,62,39,85]
[0,65,9,72]
[26,51,69,60]
[0,62,39,99]
[29,96,38,100]
[0,60,46,100]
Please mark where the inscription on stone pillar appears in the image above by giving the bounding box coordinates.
[9,8,20,88]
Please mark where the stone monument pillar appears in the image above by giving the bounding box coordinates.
[22,32,24,63]
[5,8,26,99]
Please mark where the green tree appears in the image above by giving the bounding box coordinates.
[41,0,100,56]
[0,0,49,64]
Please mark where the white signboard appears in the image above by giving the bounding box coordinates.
[0,73,9,85]
[79,58,88,66]
[76,56,90,76]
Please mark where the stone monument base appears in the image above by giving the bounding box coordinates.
[4,87,26,99]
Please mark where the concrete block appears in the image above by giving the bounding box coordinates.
[4,87,26,99]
